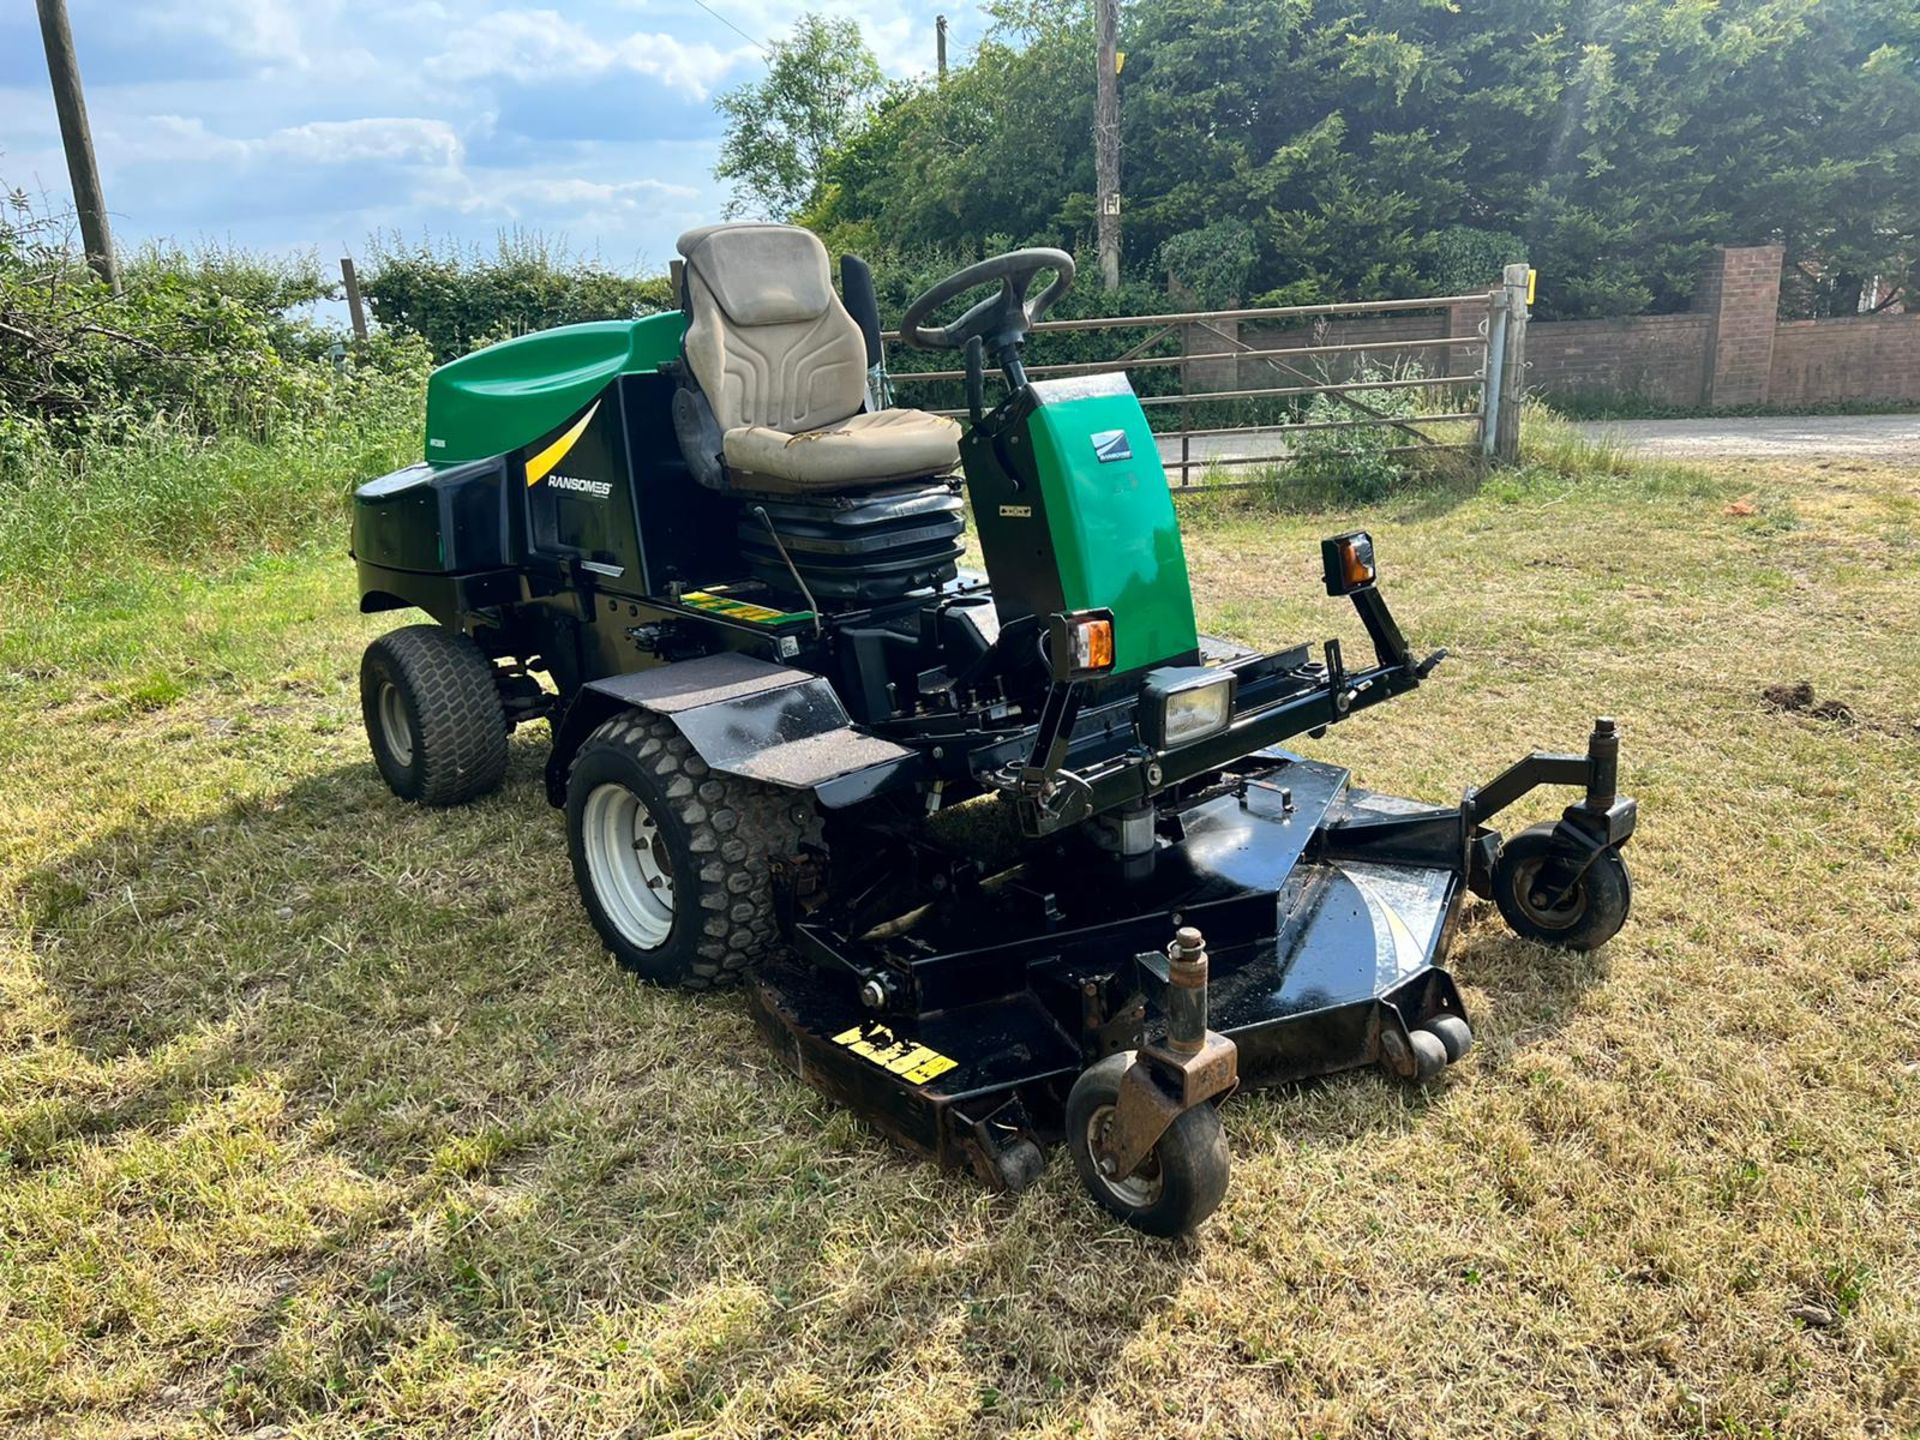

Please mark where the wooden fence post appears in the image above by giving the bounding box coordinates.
[340,257,369,343]
[1495,262,1529,464]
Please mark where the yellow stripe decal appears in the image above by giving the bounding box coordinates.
[525,400,601,485]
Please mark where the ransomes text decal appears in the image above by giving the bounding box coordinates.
[547,474,613,498]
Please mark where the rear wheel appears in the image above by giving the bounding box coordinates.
[1492,822,1632,951]
[360,626,509,807]
[566,711,809,989]
[1065,1052,1231,1238]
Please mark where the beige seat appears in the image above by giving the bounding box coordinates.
[677,223,960,492]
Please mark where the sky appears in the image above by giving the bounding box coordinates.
[1,0,975,276]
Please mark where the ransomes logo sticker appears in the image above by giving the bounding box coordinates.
[1091,428,1133,463]
[547,473,613,499]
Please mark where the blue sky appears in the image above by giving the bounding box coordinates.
[2,0,976,275]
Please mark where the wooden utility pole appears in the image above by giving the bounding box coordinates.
[35,0,118,292]
[936,14,948,79]
[1093,0,1121,291]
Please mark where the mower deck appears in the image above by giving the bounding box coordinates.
[748,752,1470,1183]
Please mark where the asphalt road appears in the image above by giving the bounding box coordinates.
[1575,412,1920,460]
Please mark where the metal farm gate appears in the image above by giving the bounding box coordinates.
[887,263,1533,489]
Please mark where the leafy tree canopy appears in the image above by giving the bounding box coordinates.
[799,0,1920,318]
[716,16,886,220]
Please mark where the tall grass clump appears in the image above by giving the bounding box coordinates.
[0,185,431,609]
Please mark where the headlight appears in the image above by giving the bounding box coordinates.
[1140,666,1236,750]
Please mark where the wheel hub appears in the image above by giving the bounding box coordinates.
[1513,856,1585,930]
[1087,1104,1163,1208]
[582,782,675,949]
[377,680,414,768]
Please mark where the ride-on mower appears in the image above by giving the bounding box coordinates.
[350,224,1635,1236]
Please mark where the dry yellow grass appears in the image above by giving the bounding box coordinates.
[3,446,1918,1438]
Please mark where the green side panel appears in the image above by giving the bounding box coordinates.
[423,312,687,466]
[1024,382,1198,674]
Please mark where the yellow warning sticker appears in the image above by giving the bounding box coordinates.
[680,590,814,626]
[832,1024,959,1086]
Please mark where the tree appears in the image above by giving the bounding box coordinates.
[714,16,885,221]
[805,0,1920,319]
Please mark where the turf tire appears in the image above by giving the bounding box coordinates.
[566,711,805,990]
[361,625,509,807]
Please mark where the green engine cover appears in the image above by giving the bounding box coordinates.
[963,373,1198,674]
[423,312,686,467]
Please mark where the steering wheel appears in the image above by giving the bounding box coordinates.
[899,248,1076,353]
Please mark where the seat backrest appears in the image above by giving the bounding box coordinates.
[677,223,868,434]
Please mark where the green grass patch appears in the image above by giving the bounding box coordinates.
[3,428,1919,1437]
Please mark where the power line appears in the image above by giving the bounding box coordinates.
[688,0,770,55]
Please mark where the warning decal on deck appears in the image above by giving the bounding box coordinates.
[831,1024,959,1086]
[680,590,814,627]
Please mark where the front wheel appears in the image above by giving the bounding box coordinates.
[565,711,808,989]
[1492,822,1632,951]
[1065,1053,1230,1238]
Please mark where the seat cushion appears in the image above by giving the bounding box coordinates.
[723,409,962,492]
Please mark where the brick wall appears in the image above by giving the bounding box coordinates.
[1522,242,1919,410]
[1526,314,1712,406]
[1769,315,1920,406]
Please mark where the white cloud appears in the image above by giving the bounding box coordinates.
[118,116,464,170]
[137,0,322,67]
[425,9,753,98]
[270,119,464,167]
[420,171,699,218]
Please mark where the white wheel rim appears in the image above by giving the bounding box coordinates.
[377,681,414,767]
[582,782,675,949]
[1087,1104,1164,1209]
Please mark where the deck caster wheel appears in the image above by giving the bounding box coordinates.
[1380,1025,1448,1081]
[1065,1053,1230,1238]
[1407,1029,1448,1080]
[1493,823,1632,951]
[993,1138,1046,1193]
[1425,1014,1473,1063]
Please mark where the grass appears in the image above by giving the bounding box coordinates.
[0,378,420,620]
[3,428,1919,1437]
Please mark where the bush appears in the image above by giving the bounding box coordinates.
[361,232,674,362]
[0,184,432,600]
[1285,361,1436,502]
[0,341,428,601]
[1159,221,1258,308]
[0,185,382,451]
